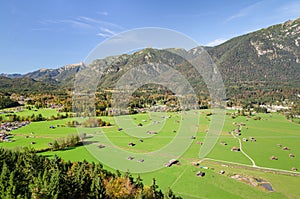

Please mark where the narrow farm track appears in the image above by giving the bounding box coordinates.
[203,157,300,176]
[169,166,189,188]
[231,130,257,167]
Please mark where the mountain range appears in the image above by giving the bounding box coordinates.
[1,17,299,100]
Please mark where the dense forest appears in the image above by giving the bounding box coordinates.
[0,148,181,199]
[0,95,20,109]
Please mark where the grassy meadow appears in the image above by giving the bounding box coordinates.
[1,107,300,198]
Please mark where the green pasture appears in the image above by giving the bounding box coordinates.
[1,119,77,150]
[240,113,300,171]
[0,107,68,119]
[1,108,300,198]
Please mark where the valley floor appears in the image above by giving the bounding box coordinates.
[1,108,300,198]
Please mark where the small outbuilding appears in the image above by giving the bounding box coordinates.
[196,171,205,177]
[127,156,134,160]
[282,147,290,150]
[220,141,227,146]
[235,132,241,136]
[231,146,240,152]
[165,159,179,167]
[270,156,278,160]
[146,131,158,135]
[128,142,136,146]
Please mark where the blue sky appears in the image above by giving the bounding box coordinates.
[1,0,300,74]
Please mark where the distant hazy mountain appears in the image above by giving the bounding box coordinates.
[22,63,85,85]
[0,73,22,78]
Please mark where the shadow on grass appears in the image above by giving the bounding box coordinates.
[82,140,99,145]
[37,141,99,154]
[58,146,77,151]
[42,154,53,158]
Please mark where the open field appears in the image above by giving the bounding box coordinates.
[1,108,300,198]
[0,107,68,119]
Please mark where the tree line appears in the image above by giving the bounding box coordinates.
[0,113,70,123]
[66,118,110,128]
[0,95,20,109]
[0,148,181,199]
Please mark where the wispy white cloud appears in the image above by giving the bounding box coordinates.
[279,1,300,18]
[205,27,263,46]
[96,27,118,38]
[205,38,228,46]
[77,16,123,29]
[96,32,111,38]
[100,27,116,35]
[38,15,123,38]
[225,1,300,25]
[225,12,247,23]
[60,19,93,29]
[76,16,123,37]
[225,1,263,23]
[39,19,59,25]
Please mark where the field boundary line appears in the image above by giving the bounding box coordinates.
[204,158,300,175]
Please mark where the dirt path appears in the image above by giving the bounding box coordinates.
[203,158,300,175]
[231,131,257,167]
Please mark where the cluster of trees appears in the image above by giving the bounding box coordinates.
[1,113,70,123]
[66,118,110,128]
[0,95,20,109]
[51,134,81,151]
[253,107,268,113]
[1,113,45,122]
[26,94,72,111]
[95,87,204,116]
[0,148,181,199]
[66,120,80,127]
[230,109,252,119]
[285,103,300,123]
[225,84,299,109]
[0,92,72,112]
[84,118,110,128]
[95,93,111,116]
